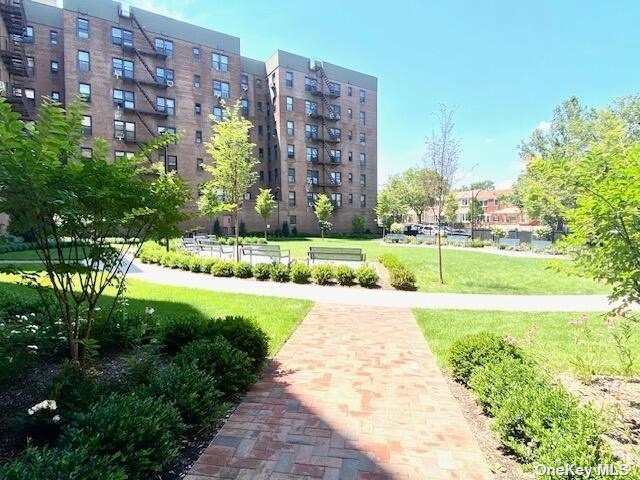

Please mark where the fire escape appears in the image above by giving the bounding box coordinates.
[307,61,341,202]
[0,0,34,119]
[115,4,171,147]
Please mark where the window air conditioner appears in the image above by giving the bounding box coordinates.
[241,85,248,91]
[214,92,221,99]
[116,134,124,141]
[113,70,121,78]
[166,80,174,87]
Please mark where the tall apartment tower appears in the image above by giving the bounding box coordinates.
[0,0,378,234]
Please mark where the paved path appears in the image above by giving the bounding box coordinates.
[128,260,621,312]
[186,304,492,480]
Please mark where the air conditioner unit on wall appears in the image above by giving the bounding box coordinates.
[166,80,174,87]
[214,92,221,99]
[241,85,248,91]
[113,70,121,79]
[0,81,6,96]
[119,2,131,17]
[116,134,124,141]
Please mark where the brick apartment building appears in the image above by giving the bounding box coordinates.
[0,0,378,235]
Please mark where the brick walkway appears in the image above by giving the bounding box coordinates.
[186,304,492,480]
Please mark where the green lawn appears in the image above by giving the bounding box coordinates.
[0,246,85,261]
[0,276,312,355]
[272,237,608,295]
[414,309,638,375]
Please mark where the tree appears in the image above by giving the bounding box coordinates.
[424,105,460,284]
[397,168,439,223]
[254,188,276,239]
[313,194,333,238]
[0,99,190,363]
[352,215,366,235]
[468,198,484,232]
[443,192,458,225]
[469,180,495,191]
[199,101,259,259]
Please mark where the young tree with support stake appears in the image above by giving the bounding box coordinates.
[199,101,259,259]
[0,98,190,363]
[255,188,276,240]
[313,194,334,239]
[424,105,460,284]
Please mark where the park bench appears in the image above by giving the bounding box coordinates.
[307,247,366,265]
[384,233,407,243]
[446,235,469,245]
[195,238,233,258]
[498,238,520,247]
[531,240,552,250]
[182,237,197,253]
[415,234,436,244]
[241,244,290,265]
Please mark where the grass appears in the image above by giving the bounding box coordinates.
[414,309,639,375]
[271,237,608,295]
[0,246,85,261]
[0,274,312,355]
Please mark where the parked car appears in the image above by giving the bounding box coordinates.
[446,227,471,237]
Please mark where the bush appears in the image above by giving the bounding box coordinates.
[290,263,312,283]
[352,215,366,234]
[269,263,290,282]
[207,316,269,373]
[334,265,356,286]
[157,315,208,355]
[448,333,524,385]
[252,262,271,280]
[211,260,235,277]
[379,254,416,290]
[468,239,485,248]
[125,346,162,387]
[0,445,126,480]
[15,399,62,447]
[62,393,183,479]
[233,261,253,278]
[175,337,256,397]
[146,363,228,433]
[312,264,334,285]
[51,360,102,414]
[355,265,378,288]
[390,222,404,234]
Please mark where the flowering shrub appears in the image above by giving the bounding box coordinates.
[16,399,62,446]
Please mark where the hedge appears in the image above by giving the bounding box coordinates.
[378,254,417,290]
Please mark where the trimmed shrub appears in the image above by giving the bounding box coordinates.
[252,262,271,280]
[233,262,253,278]
[269,263,290,282]
[290,263,312,283]
[125,347,162,387]
[312,264,334,285]
[379,254,416,290]
[175,337,255,397]
[211,260,235,277]
[334,265,356,286]
[62,393,183,479]
[158,316,208,355]
[51,360,102,414]
[448,333,524,385]
[0,446,126,480]
[146,363,228,433]
[208,316,269,372]
[355,265,378,288]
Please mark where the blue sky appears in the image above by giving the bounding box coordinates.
[129,0,640,189]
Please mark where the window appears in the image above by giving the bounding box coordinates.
[115,121,135,141]
[306,147,318,162]
[197,158,204,171]
[79,83,91,102]
[286,121,294,136]
[330,149,341,163]
[155,38,173,57]
[194,74,200,88]
[304,77,317,92]
[288,168,295,183]
[26,56,34,76]
[359,111,366,126]
[348,108,352,119]
[164,155,177,172]
[194,103,201,115]
[307,192,318,206]
[348,173,353,183]
[241,74,248,90]
[285,71,293,87]
[287,144,295,159]
[111,27,133,47]
[256,78,262,89]
[359,153,366,166]
[328,127,341,140]
[329,171,341,186]
[49,30,58,45]
[360,174,366,187]
[348,193,353,204]
[286,96,293,112]
[348,151,353,162]
[331,193,342,207]
[192,47,200,60]
[112,57,133,78]
[306,169,319,185]
[360,194,367,208]
[328,81,341,95]
[212,53,228,71]
[257,101,263,112]
[115,151,135,159]
[81,115,92,135]
[51,91,60,101]
[157,126,176,136]
[24,88,35,100]
[258,125,263,136]
[113,89,135,109]
[213,80,230,99]
[50,60,59,73]
[348,130,353,140]
[258,148,264,159]
[156,96,175,115]
[288,191,296,207]
[359,132,366,145]
[81,147,92,158]
[305,100,318,116]
[359,89,366,104]
[244,192,252,201]
[289,215,297,225]
[329,105,341,120]
[78,51,90,71]
[156,67,174,85]
[241,98,249,116]
[77,18,89,38]
[195,130,202,143]
[305,124,318,140]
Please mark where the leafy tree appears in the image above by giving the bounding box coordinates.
[397,168,439,223]
[0,99,190,362]
[352,215,366,235]
[443,192,458,225]
[199,101,259,258]
[424,105,460,283]
[469,180,495,191]
[468,198,485,229]
[254,188,276,239]
[375,181,407,236]
[313,194,333,238]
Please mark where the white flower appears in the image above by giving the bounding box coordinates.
[52,415,61,423]
[145,307,155,315]
[30,313,36,317]
[27,345,38,350]
[27,408,34,415]
[94,307,101,311]
[20,315,28,321]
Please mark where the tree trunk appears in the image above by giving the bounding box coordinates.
[234,212,240,260]
[437,219,444,284]
[264,219,268,240]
